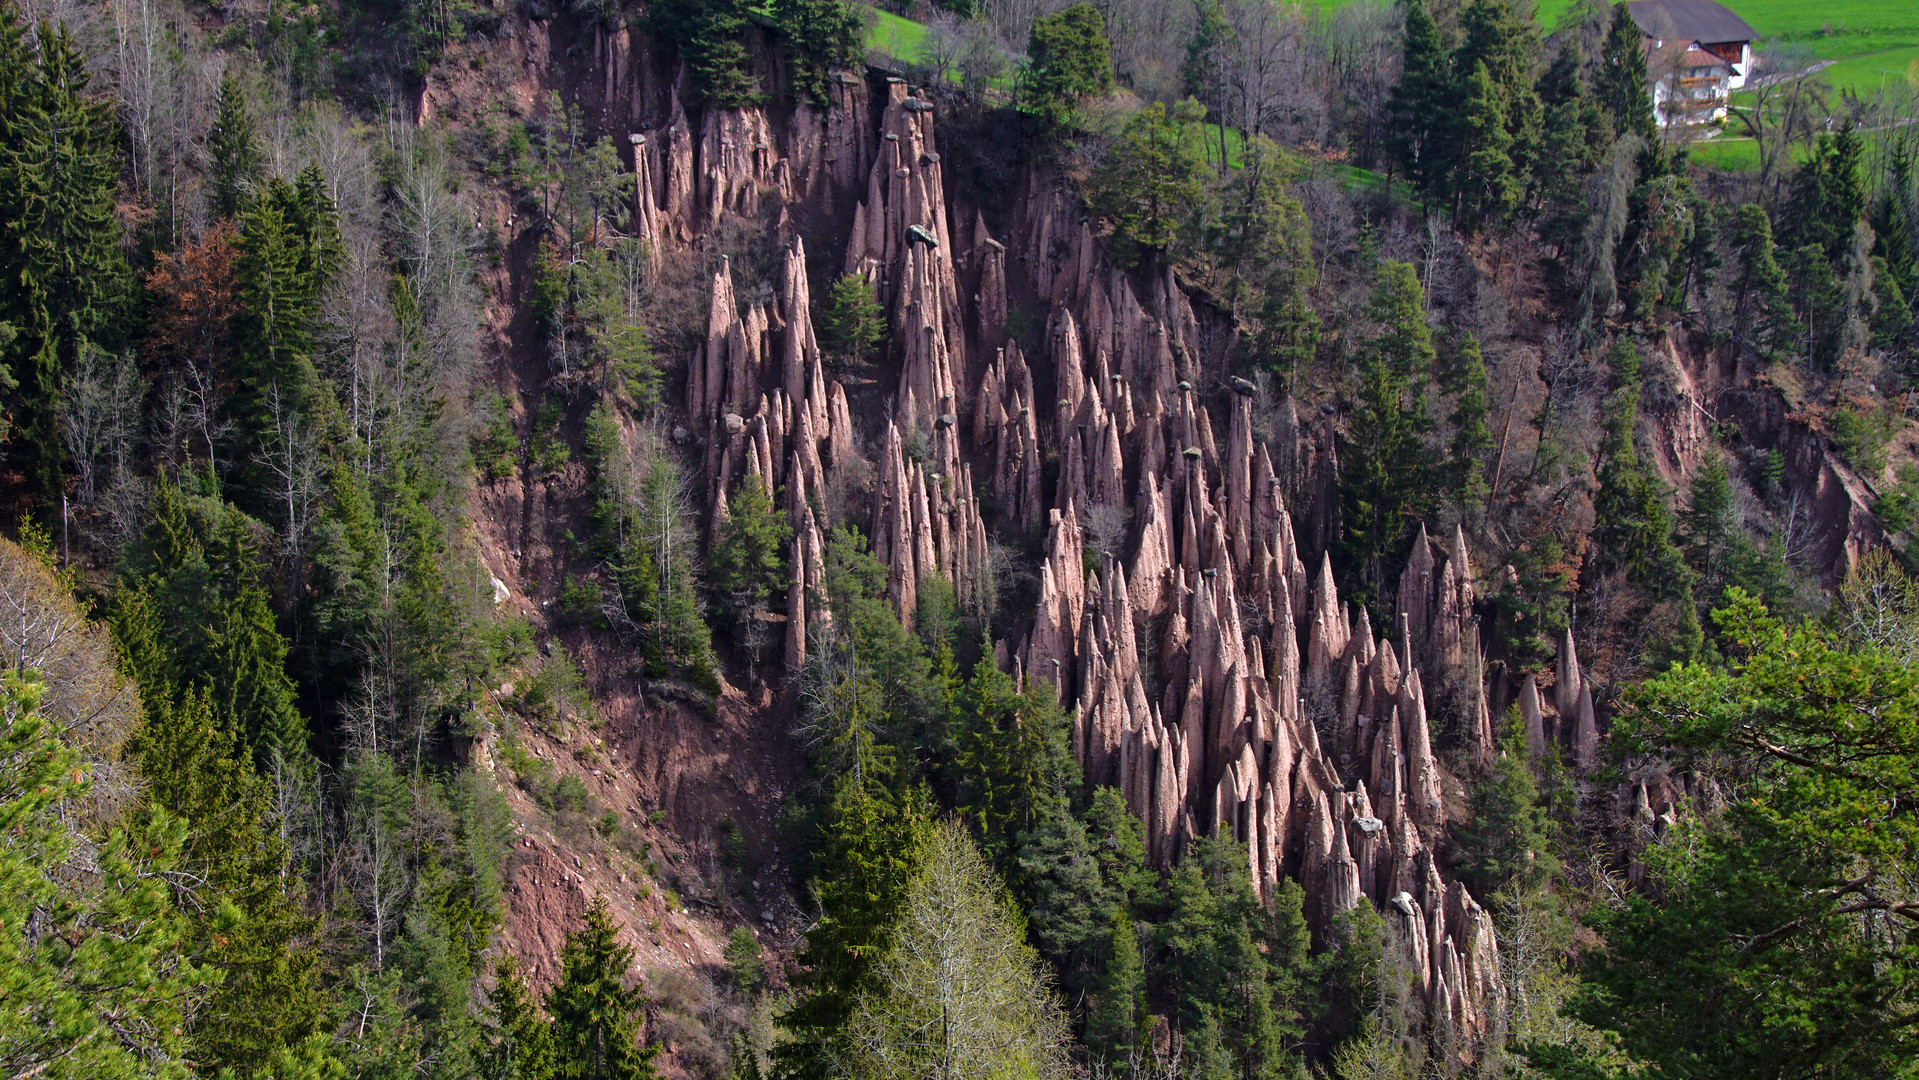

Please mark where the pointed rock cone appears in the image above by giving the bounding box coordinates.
[1520,673,1545,761]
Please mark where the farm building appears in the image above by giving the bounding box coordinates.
[1628,0,1759,125]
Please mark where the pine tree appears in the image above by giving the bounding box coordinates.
[208,75,264,218]
[0,17,126,500]
[547,897,659,1080]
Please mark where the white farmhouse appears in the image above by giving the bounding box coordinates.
[1628,0,1759,125]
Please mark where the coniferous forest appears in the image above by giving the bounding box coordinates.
[3,0,1919,1077]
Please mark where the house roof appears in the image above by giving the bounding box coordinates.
[1679,46,1731,71]
[1627,0,1758,45]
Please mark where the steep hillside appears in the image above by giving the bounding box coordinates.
[7,0,1919,1077]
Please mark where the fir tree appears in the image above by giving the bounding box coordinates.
[1534,41,1607,256]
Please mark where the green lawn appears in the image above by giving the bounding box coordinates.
[864,5,932,67]
[1681,136,1760,171]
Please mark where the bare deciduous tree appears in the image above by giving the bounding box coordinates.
[60,344,142,507]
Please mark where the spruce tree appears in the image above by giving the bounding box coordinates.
[710,480,792,630]
[1339,262,1440,610]
[651,0,759,108]
[114,591,326,1075]
[0,18,126,501]
[1451,708,1558,893]
[1021,3,1113,132]
[1729,204,1791,357]
[0,673,209,1080]
[1384,0,1450,190]
[231,181,324,458]
[775,784,931,1080]
[208,75,264,219]
[1083,911,1146,1067]
[547,897,658,1080]
[1444,332,1495,506]
[819,272,885,366]
[485,957,557,1080]
[1589,339,1696,650]
[1597,3,1654,135]
[1457,60,1520,231]
[1087,99,1209,267]
[1453,0,1543,188]
[773,0,862,107]
[1787,243,1847,372]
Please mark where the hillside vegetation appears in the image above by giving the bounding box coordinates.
[2,0,1919,1079]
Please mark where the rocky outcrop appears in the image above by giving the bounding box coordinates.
[633,73,1507,1051]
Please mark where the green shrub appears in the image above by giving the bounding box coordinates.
[473,390,519,480]
[552,773,590,813]
[1875,464,1919,535]
[1829,405,1900,476]
[596,810,622,839]
[724,927,765,991]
